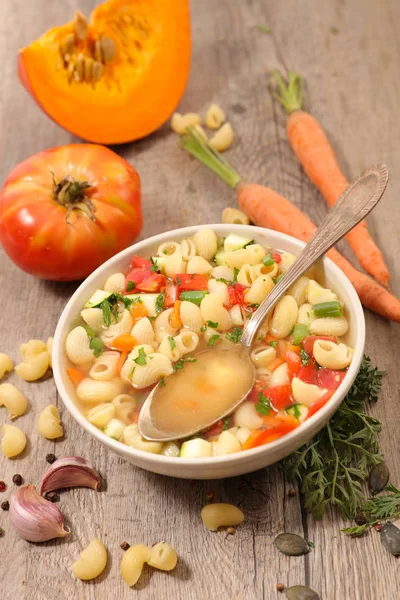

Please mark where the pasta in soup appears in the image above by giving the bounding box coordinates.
[65,230,353,458]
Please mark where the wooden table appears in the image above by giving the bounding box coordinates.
[1,1,399,598]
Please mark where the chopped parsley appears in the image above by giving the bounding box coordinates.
[159,377,166,387]
[89,337,105,358]
[255,392,272,416]
[155,291,165,314]
[269,341,278,348]
[126,280,135,292]
[291,404,302,419]
[100,298,113,327]
[206,320,219,329]
[208,334,221,346]
[134,348,148,366]
[233,267,239,282]
[168,336,176,350]
[200,325,207,332]
[273,274,284,284]
[225,327,243,344]
[243,240,254,248]
[173,356,197,371]
[150,257,161,272]
[222,417,231,431]
[300,348,309,366]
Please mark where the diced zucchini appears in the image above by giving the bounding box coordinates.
[215,249,226,266]
[151,256,167,273]
[161,442,180,458]
[84,290,114,308]
[124,293,160,317]
[179,438,212,458]
[286,404,309,423]
[224,233,253,253]
[217,430,241,455]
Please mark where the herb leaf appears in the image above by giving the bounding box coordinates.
[233,267,239,282]
[225,327,243,344]
[208,334,221,346]
[90,337,105,358]
[168,336,176,350]
[173,356,197,371]
[300,348,309,366]
[255,392,272,416]
[206,320,219,329]
[100,299,112,327]
[134,348,148,366]
[126,280,135,292]
[155,291,165,314]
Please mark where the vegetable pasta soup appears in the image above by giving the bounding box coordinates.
[65,229,353,458]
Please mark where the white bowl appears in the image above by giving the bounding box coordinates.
[53,224,365,479]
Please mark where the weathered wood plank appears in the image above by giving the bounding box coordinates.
[1,0,399,599]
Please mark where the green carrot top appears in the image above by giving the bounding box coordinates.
[270,70,304,115]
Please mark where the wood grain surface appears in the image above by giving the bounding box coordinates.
[1,1,399,598]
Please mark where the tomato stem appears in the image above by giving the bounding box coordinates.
[52,173,95,222]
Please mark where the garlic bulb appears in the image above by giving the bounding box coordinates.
[9,485,69,542]
[39,456,101,496]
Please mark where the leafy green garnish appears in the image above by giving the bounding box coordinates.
[273,274,284,284]
[243,240,254,248]
[269,341,278,348]
[200,325,207,332]
[168,336,176,350]
[206,320,219,329]
[208,334,221,346]
[282,356,384,520]
[173,356,197,371]
[155,291,165,314]
[255,392,272,416]
[90,337,105,358]
[225,327,243,344]
[126,280,135,292]
[233,267,239,282]
[100,299,112,327]
[159,377,166,387]
[134,348,148,366]
[300,348,309,366]
[342,484,400,537]
[222,417,231,431]
[151,257,161,272]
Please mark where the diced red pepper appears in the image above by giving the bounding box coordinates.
[228,283,247,306]
[272,252,282,263]
[136,273,166,293]
[305,390,334,420]
[261,384,292,412]
[129,255,152,270]
[297,361,318,385]
[176,273,209,291]
[285,351,301,380]
[317,368,346,391]
[302,335,337,357]
[165,282,177,307]
[242,414,299,449]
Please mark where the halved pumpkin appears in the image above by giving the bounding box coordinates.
[18,0,191,144]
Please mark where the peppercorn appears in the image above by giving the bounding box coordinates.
[276,583,285,592]
[354,512,367,526]
[46,453,56,464]
[374,523,383,532]
[288,488,296,497]
[120,541,130,551]
[227,527,236,535]
[45,491,60,503]
[12,474,23,486]
[1,501,9,511]
[0,481,6,492]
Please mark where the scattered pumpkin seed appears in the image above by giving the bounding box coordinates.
[74,54,85,82]
[84,57,94,82]
[60,33,75,60]
[94,39,103,63]
[285,585,320,600]
[74,10,88,41]
[380,522,400,556]
[274,533,310,556]
[100,37,117,63]
[369,462,389,494]
[92,61,104,82]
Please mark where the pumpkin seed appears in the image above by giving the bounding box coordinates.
[92,61,104,82]
[60,33,75,60]
[369,462,389,494]
[380,523,400,556]
[74,54,85,82]
[274,533,310,556]
[100,37,116,64]
[286,586,320,600]
[84,57,94,82]
[94,40,103,63]
[74,11,88,41]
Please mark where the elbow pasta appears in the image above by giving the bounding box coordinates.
[222,207,250,225]
[148,542,178,571]
[16,338,50,382]
[121,544,152,587]
[209,122,234,152]
[170,111,201,134]
[0,383,28,419]
[72,538,108,581]
[65,228,354,457]
[38,405,64,439]
[205,103,225,129]
[0,353,13,379]
[1,423,27,458]
[201,503,245,531]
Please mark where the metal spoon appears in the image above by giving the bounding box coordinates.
[138,164,388,442]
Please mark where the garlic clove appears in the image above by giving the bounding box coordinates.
[9,485,69,542]
[39,456,101,496]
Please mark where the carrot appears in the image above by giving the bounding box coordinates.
[169,300,182,329]
[67,367,85,386]
[242,415,299,450]
[286,343,301,354]
[109,334,137,352]
[130,301,147,324]
[180,128,400,323]
[270,71,390,287]
[116,351,128,376]
[268,358,284,372]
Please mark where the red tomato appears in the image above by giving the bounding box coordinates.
[203,420,224,439]
[176,273,209,291]
[305,391,334,420]
[125,267,151,291]
[0,144,142,280]
[136,273,166,293]
[302,335,337,357]
[317,368,346,391]
[243,414,299,449]
[262,385,292,411]
[248,378,271,403]
[228,283,247,306]
[297,361,318,385]
[130,256,151,270]
[285,351,301,380]
[165,282,177,307]
[272,252,282,263]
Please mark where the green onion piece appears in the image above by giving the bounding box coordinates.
[312,301,343,318]
[292,323,309,345]
[90,337,105,358]
[262,253,275,267]
[179,290,209,305]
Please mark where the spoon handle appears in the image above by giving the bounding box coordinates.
[241,163,389,348]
